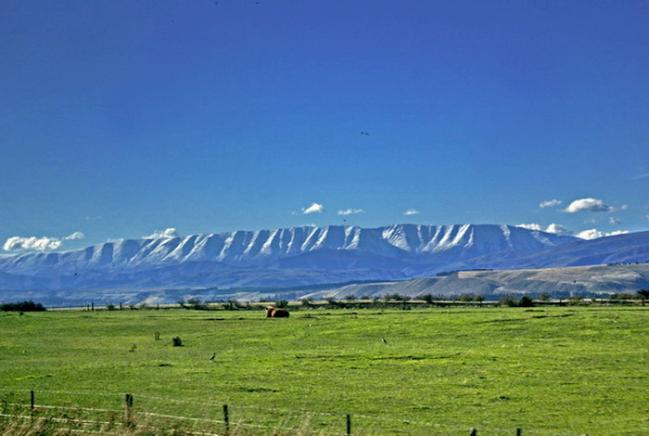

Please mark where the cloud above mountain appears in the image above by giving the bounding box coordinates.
[403,209,420,216]
[2,231,85,252]
[303,203,325,214]
[65,231,85,241]
[576,228,629,240]
[539,199,562,209]
[517,223,568,234]
[565,198,612,213]
[337,208,364,216]
[144,228,179,239]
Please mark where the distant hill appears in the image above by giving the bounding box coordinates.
[303,263,649,300]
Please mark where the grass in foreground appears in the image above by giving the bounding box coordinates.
[1,306,648,434]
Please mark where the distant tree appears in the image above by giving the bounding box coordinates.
[519,295,535,307]
[387,293,410,302]
[344,295,357,301]
[0,301,46,312]
[275,300,289,309]
[421,294,434,304]
[222,300,239,310]
[499,296,517,307]
[637,290,649,299]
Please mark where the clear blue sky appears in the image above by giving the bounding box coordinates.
[1,0,648,250]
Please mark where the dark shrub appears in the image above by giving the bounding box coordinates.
[519,296,535,307]
[637,290,649,299]
[457,294,479,302]
[106,304,116,311]
[275,300,289,309]
[222,300,238,310]
[172,336,183,347]
[386,293,410,302]
[0,301,46,312]
[300,298,314,308]
[421,294,435,304]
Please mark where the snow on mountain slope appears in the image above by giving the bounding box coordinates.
[0,224,573,277]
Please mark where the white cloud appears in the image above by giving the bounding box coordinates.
[565,198,612,213]
[3,236,63,252]
[302,203,325,214]
[545,223,568,234]
[576,228,629,240]
[2,229,86,252]
[516,223,568,234]
[403,208,420,216]
[64,231,85,241]
[517,223,543,231]
[539,199,562,209]
[337,208,364,216]
[145,228,179,239]
[609,217,621,225]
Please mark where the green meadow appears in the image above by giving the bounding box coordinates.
[1,306,648,434]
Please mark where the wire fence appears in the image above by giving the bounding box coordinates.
[2,387,638,435]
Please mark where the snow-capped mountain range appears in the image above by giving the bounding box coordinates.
[0,224,647,301]
[0,224,570,273]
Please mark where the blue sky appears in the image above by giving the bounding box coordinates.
[1,0,648,251]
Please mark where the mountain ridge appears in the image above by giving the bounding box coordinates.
[2,224,649,302]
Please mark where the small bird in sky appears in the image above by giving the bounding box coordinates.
[360,131,370,136]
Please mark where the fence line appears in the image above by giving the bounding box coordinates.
[2,391,637,435]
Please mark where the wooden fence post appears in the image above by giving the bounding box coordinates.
[346,414,351,435]
[516,429,522,436]
[223,404,229,434]
[30,390,35,418]
[469,428,477,436]
[124,393,133,426]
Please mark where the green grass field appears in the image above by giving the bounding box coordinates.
[1,306,649,435]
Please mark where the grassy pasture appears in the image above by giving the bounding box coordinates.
[1,306,648,434]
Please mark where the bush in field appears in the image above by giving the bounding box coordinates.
[106,304,116,311]
[457,294,484,302]
[386,293,410,302]
[499,296,518,307]
[637,290,649,299]
[179,298,209,310]
[172,336,183,347]
[222,300,239,310]
[519,295,535,307]
[0,301,46,312]
[300,298,314,308]
[421,294,435,304]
